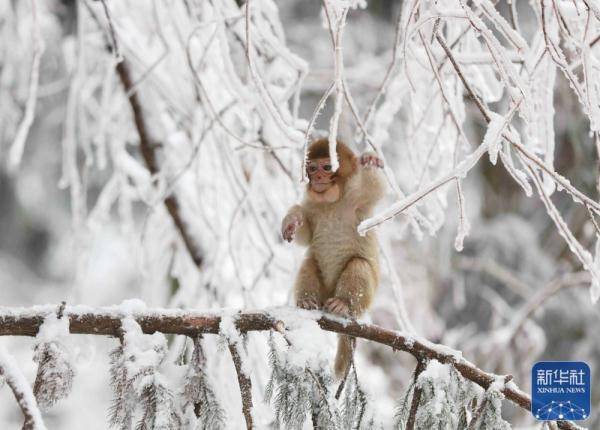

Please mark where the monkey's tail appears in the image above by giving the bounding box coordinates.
[334,335,354,379]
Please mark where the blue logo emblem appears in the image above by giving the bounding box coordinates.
[532,361,591,421]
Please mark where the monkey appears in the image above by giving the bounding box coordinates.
[281,138,386,377]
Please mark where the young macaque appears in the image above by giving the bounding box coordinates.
[281,138,386,377]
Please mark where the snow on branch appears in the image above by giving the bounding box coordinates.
[32,305,75,410]
[0,305,583,430]
[0,347,47,430]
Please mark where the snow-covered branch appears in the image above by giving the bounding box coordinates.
[0,305,583,430]
[0,347,47,430]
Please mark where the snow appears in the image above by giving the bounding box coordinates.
[121,317,167,372]
[454,180,470,252]
[418,360,451,386]
[483,111,507,166]
[219,311,243,346]
[35,313,70,344]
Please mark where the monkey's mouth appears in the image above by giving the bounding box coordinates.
[311,181,333,193]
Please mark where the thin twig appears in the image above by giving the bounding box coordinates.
[244,0,302,144]
[434,30,491,123]
[8,0,44,172]
[507,272,589,344]
[99,0,122,61]
[228,342,254,429]
[406,359,426,430]
[361,6,404,135]
[468,395,489,430]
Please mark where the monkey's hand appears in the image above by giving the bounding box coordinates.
[297,297,321,310]
[360,152,384,169]
[324,297,351,317]
[282,212,303,242]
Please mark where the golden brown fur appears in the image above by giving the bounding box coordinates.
[281,139,386,377]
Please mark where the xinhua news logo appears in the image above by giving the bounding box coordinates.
[532,361,591,421]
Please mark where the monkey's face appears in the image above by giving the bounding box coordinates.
[307,158,335,193]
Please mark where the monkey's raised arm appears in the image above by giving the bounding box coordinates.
[356,152,386,209]
[281,204,312,246]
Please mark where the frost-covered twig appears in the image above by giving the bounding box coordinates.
[244,0,303,144]
[322,0,349,172]
[108,317,181,429]
[434,29,491,124]
[183,336,226,428]
[358,141,488,235]
[302,82,334,181]
[0,347,47,430]
[99,0,122,61]
[7,0,44,172]
[0,305,583,430]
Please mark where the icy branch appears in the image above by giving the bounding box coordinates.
[322,0,349,172]
[7,0,44,172]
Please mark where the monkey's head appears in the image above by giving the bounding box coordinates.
[306,138,357,203]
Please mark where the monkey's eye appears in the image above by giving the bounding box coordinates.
[307,164,319,174]
[323,164,332,172]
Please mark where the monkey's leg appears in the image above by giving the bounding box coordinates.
[294,256,324,310]
[326,257,377,378]
[325,257,377,317]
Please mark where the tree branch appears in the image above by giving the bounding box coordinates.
[0,305,582,430]
[227,342,253,429]
[115,59,204,268]
[405,359,425,430]
[0,348,47,430]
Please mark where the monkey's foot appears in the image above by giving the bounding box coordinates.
[324,297,350,317]
[360,153,384,169]
[297,298,321,310]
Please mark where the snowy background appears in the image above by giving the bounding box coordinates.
[1,0,599,428]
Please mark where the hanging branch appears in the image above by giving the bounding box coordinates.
[7,0,44,172]
[94,0,205,269]
[244,0,303,144]
[0,305,583,430]
[0,348,47,430]
[115,59,204,269]
[405,359,426,430]
[227,342,254,430]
